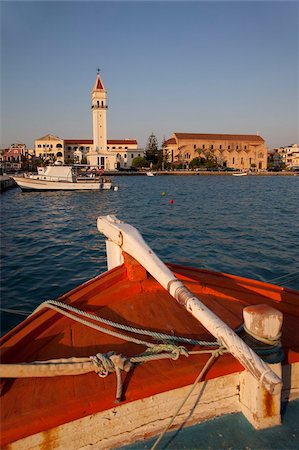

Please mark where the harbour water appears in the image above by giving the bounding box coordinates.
[1,175,299,336]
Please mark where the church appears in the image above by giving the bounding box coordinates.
[35,71,143,170]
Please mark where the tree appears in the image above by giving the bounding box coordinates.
[132,156,148,168]
[189,157,202,169]
[145,133,159,165]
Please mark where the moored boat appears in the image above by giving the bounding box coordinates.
[232,172,248,177]
[146,171,156,176]
[0,216,298,449]
[11,165,113,191]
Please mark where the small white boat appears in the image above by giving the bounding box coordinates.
[232,172,248,177]
[146,171,156,177]
[12,166,113,191]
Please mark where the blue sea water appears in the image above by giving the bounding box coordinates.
[1,175,299,336]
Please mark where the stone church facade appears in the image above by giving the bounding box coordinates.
[163,132,268,170]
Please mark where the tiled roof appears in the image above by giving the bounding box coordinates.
[107,140,137,145]
[64,140,93,144]
[163,138,176,145]
[63,139,138,145]
[174,133,264,142]
[36,134,63,141]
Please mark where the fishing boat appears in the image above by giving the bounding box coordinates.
[1,215,298,449]
[11,165,113,191]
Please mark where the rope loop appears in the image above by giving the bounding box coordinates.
[90,352,132,378]
[142,344,189,360]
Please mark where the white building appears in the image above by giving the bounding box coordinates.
[35,71,144,170]
[275,144,299,169]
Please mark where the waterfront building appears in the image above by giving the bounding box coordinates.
[274,144,299,170]
[34,71,144,170]
[163,133,268,171]
[1,143,27,172]
[35,135,64,164]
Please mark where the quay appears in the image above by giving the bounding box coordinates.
[0,175,17,192]
[105,170,298,176]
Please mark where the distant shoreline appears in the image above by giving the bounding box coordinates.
[104,170,298,177]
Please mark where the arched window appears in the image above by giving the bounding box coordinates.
[57,152,63,157]
[56,144,62,148]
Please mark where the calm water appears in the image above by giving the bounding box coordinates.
[1,175,299,336]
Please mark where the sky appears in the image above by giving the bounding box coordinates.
[1,1,298,150]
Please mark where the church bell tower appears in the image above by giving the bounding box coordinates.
[91,69,107,157]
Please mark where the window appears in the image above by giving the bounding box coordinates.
[219,145,222,150]
[57,152,63,157]
[131,154,134,158]
[124,154,127,158]
[228,145,231,150]
[107,147,110,149]
[211,145,214,150]
[232,157,235,164]
[68,147,71,150]
[258,153,264,158]
[194,144,196,149]
[244,145,247,150]
[236,145,239,150]
[202,145,205,149]
[125,146,128,149]
[68,155,71,159]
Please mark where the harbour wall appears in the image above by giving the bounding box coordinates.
[0,175,17,192]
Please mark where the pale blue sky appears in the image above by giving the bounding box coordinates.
[1,1,298,150]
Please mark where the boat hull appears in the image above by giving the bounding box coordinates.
[12,176,112,191]
[1,259,299,448]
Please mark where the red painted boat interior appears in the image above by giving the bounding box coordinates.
[1,257,299,446]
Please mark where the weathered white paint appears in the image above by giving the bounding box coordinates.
[7,372,241,450]
[97,215,282,394]
[243,304,283,340]
[7,363,299,449]
[106,239,124,271]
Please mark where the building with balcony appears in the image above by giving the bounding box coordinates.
[274,144,299,170]
[163,133,268,171]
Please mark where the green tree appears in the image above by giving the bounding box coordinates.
[132,156,148,168]
[145,133,159,165]
[189,157,202,169]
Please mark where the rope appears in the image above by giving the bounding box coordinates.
[242,324,281,347]
[150,346,228,450]
[35,300,219,347]
[267,270,299,285]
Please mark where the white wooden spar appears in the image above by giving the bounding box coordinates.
[97,215,282,395]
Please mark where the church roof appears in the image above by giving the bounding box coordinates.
[173,133,264,142]
[92,72,105,91]
[163,138,176,145]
